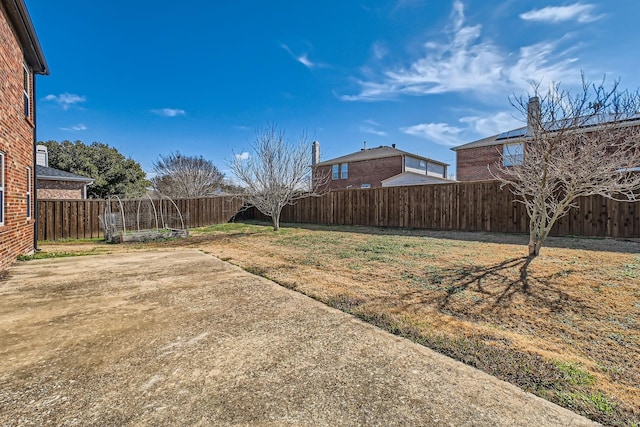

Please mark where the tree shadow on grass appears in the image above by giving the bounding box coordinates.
[407,256,588,315]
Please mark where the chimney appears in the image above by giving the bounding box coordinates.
[36,145,48,167]
[362,140,367,151]
[392,143,396,149]
[527,96,540,135]
[311,141,320,166]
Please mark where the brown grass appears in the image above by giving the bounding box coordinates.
[40,222,640,426]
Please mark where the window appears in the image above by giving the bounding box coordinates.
[23,64,31,118]
[503,142,524,167]
[340,163,348,179]
[405,156,427,173]
[26,167,32,219]
[332,164,339,180]
[427,162,446,177]
[0,153,4,225]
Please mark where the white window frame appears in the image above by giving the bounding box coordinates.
[332,164,339,180]
[341,163,348,179]
[0,152,4,225]
[503,142,524,167]
[23,63,31,118]
[26,166,32,219]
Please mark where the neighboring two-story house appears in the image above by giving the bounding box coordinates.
[0,0,48,270]
[451,97,640,181]
[312,143,452,191]
[451,128,527,181]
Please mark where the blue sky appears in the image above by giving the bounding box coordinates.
[26,0,640,179]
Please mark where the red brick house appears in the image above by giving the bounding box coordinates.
[312,143,451,190]
[452,97,640,181]
[451,132,523,181]
[35,145,94,199]
[0,0,48,270]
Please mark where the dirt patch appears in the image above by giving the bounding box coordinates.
[0,249,596,426]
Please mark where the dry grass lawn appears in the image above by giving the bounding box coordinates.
[39,222,640,426]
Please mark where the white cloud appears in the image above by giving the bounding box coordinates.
[402,110,524,146]
[60,123,88,131]
[280,43,321,69]
[342,0,579,101]
[360,126,388,137]
[43,93,86,110]
[235,152,250,160]
[151,108,186,117]
[401,122,464,147]
[360,119,387,136]
[520,3,602,24]
[459,111,523,136]
[371,42,388,60]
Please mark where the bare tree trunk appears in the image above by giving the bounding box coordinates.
[528,209,548,257]
[272,212,280,231]
[528,237,542,257]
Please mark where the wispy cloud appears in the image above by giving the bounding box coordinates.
[371,42,388,60]
[280,43,323,69]
[360,127,387,137]
[60,123,88,131]
[43,93,86,110]
[359,119,388,136]
[393,0,424,12]
[402,110,524,146]
[401,122,464,147]
[235,152,250,160]
[342,0,580,101]
[520,3,602,24]
[459,111,523,136]
[151,108,186,117]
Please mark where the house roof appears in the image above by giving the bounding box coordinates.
[2,0,48,74]
[36,165,94,183]
[315,145,448,167]
[381,171,455,187]
[452,113,640,152]
[450,129,525,151]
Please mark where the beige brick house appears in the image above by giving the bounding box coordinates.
[312,143,452,190]
[35,145,93,199]
[0,0,48,270]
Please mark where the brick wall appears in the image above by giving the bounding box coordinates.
[316,156,403,190]
[0,3,36,270]
[37,180,85,199]
[455,145,503,181]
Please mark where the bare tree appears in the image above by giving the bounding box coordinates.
[152,152,225,198]
[230,125,328,231]
[493,76,640,257]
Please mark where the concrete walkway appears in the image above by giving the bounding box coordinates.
[0,249,598,426]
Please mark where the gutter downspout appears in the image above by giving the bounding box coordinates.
[32,76,39,251]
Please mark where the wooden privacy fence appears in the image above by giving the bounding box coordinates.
[37,196,245,241]
[250,181,640,238]
[38,181,640,241]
